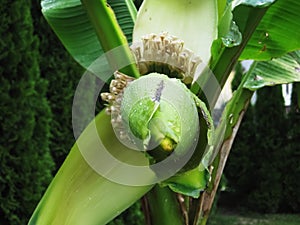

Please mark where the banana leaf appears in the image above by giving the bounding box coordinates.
[241,0,300,60]
[41,0,136,69]
[244,51,300,90]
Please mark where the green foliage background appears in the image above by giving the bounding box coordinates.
[281,83,300,212]
[0,1,54,224]
[30,0,84,170]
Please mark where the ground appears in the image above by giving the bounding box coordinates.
[207,208,300,225]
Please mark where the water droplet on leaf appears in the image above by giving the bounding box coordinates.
[229,114,234,124]
[221,21,242,47]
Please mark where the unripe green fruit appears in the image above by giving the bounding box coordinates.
[121,73,199,160]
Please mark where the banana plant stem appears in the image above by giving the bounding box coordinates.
[189,7,269,224]
[189,6,270,223]
[28,111,153,225]
[144,185,185,225]
[81,0,140,78]
[196,62,258,225]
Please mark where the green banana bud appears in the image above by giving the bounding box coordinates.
[98,0,218,201]
[116,72,199,154]
[101,70,214,197]
[101,2,218,193]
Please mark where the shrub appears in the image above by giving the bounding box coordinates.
[224,83,286,213]
[30,0,85,170]
[0,1,53,224]
[280,83,300,212]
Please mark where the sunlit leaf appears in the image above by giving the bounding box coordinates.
[241,0,300,60]
[244,51,300,90]
[231,0,276,8]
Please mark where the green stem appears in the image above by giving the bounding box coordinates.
[28,111,153,225]
[145,185,185,225]
[196,62,258,225]
[180,6,270,225]
[81,0,140,78]
[199,217,208,225]
[190,7,269,223]
[186,5,271,225]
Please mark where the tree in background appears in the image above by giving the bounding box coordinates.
[224,69,287,213]
[280,82,300,212]
[221,64,258,210]
[0,1,53,224]
[246,85,286,213]
[30,0,85,170]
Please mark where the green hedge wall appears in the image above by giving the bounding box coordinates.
[30,0,85,170]
[224,78,300,213]
[0,1,54,224]
[246,86,285,213]
[281,83,300,212]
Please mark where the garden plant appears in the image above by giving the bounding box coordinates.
[28,0,300,224]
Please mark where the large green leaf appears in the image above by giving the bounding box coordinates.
[241,0,300,60]
[244,51,300,90]
[41,0,136,69]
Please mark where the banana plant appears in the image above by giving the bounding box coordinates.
[29,0,300,224]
